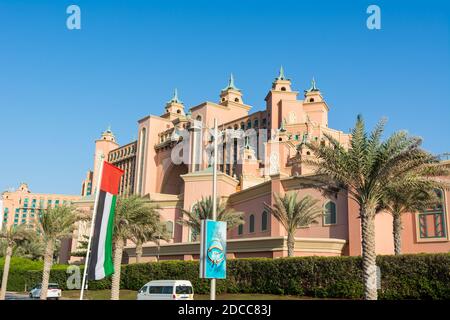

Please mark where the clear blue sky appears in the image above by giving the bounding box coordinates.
[0,0,449,194]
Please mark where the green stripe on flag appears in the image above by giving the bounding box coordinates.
[104,194,117,277]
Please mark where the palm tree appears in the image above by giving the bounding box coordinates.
[37,205,83,300]
[177,196,244,238]
[14,232,45,260]
[264,192,322,257]
[110,195,159,300]
[132,222,170,263]
[306,115,442,300]
[129,202,169,263]
[0,224,31,300]
[382,176,443,255]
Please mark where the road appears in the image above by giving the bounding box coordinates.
[5,292,69,300]
[5,292,33,300]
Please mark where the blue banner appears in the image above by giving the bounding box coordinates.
[200,220,227,279]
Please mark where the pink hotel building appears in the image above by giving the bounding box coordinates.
[71,69,450,263]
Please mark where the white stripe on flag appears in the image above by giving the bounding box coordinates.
[95,192,113,279]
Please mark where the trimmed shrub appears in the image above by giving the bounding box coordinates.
[0,257,44,271]
[1,254,449,299]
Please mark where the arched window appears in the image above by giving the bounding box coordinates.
[165,221,174,238]
[240,122,245,130]
[249,214,255,233]
[196,115,202,121]
[281,87,286,91]
[324,201,337,225]
[254,119,259,128]
[137,127,147,194]
[418,189,447,239]
[309,98,315,103]
[238,224,243,235]
[261,211,268,231]
[234,98,240,102]
[247,121,251,129]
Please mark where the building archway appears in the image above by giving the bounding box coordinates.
[160,163,188,195]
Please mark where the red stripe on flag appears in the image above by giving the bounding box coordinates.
[100,161,124,195]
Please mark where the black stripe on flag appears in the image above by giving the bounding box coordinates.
[88,190,106,280]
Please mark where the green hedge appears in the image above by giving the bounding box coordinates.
[0,257,44,271]
[1,254,449,299]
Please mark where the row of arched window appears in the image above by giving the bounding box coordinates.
[238,211,269,235]
[109,144,136,162]
[237,201,338,236]
[164,201,339,241]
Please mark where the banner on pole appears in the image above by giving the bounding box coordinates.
[200,220,226,279]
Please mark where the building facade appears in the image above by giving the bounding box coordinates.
[1,183,80,230]
[72,68,450,263]
[1,183,81,263]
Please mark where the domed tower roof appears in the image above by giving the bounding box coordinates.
[221,73,240,92]
[305,77,320,93]
[271,66,292,91]
[275,65,290,81]
[164,88,185,116]
[100,125,116,142]
[220,73,244,105]
[167,88,182,104]
[304,77,324,103]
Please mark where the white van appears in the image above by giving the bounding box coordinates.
[137,280,194,300]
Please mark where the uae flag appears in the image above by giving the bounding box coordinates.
[88,161,124,280]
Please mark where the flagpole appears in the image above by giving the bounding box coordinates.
[80,156,105,300]
[210,118,218,301]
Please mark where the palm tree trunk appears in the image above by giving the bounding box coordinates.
[135,241,143,264]
[360,208,377,300]
[111,238,124,300]
[393,213,402,255]
[40,241,54,300]
[157,237,161,262]
[287,233,295,257]
[0,245,13,300]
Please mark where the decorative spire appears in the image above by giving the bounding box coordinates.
[168,88,182,104]
[103,125,113,134]
[306,77,320,92]
[222,73,240,91]
[276,65,287,81]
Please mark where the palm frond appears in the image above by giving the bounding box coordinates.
[265,192,322,235]
[177,196,244,235]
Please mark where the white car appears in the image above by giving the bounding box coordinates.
[29,283,62,300]
[137,280,194,300]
